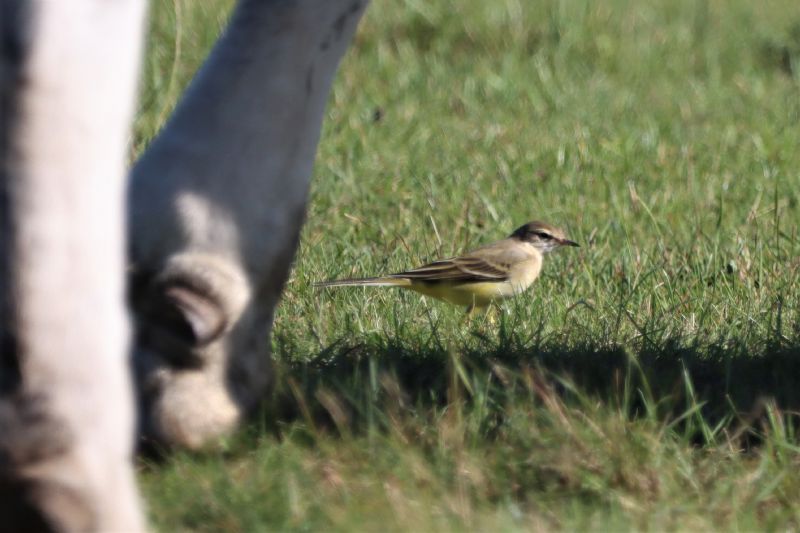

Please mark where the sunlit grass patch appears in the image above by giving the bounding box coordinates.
[137,0,800,530]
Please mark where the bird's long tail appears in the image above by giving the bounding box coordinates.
[313,276,411,288]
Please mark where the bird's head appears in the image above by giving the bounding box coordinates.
[510,221,579,253]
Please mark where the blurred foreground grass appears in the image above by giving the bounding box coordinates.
[136,0,800,529]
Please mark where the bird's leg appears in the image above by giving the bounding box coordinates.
[464,303,497,329]
[462,304,475,326]
[485,304,498,326]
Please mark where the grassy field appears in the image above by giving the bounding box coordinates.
[136,0,800,530]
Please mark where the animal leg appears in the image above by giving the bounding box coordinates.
[128,0,368,450]
[1,0,147,528]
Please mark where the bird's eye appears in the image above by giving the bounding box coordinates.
[536,232,552,240]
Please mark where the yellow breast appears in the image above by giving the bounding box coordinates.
[507,256,543,293]
[406,254,542,308]
[406,280,512,307]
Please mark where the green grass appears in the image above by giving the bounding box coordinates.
[136,0,800,530]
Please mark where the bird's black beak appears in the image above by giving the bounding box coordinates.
[560,239,580,247]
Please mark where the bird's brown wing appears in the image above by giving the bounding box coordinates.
[389,255,509,284]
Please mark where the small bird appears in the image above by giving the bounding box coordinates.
[315,221,579,314]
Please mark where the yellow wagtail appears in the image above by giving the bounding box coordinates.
[315,221,579,314]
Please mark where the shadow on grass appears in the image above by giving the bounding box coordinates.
[267,322,800,444]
